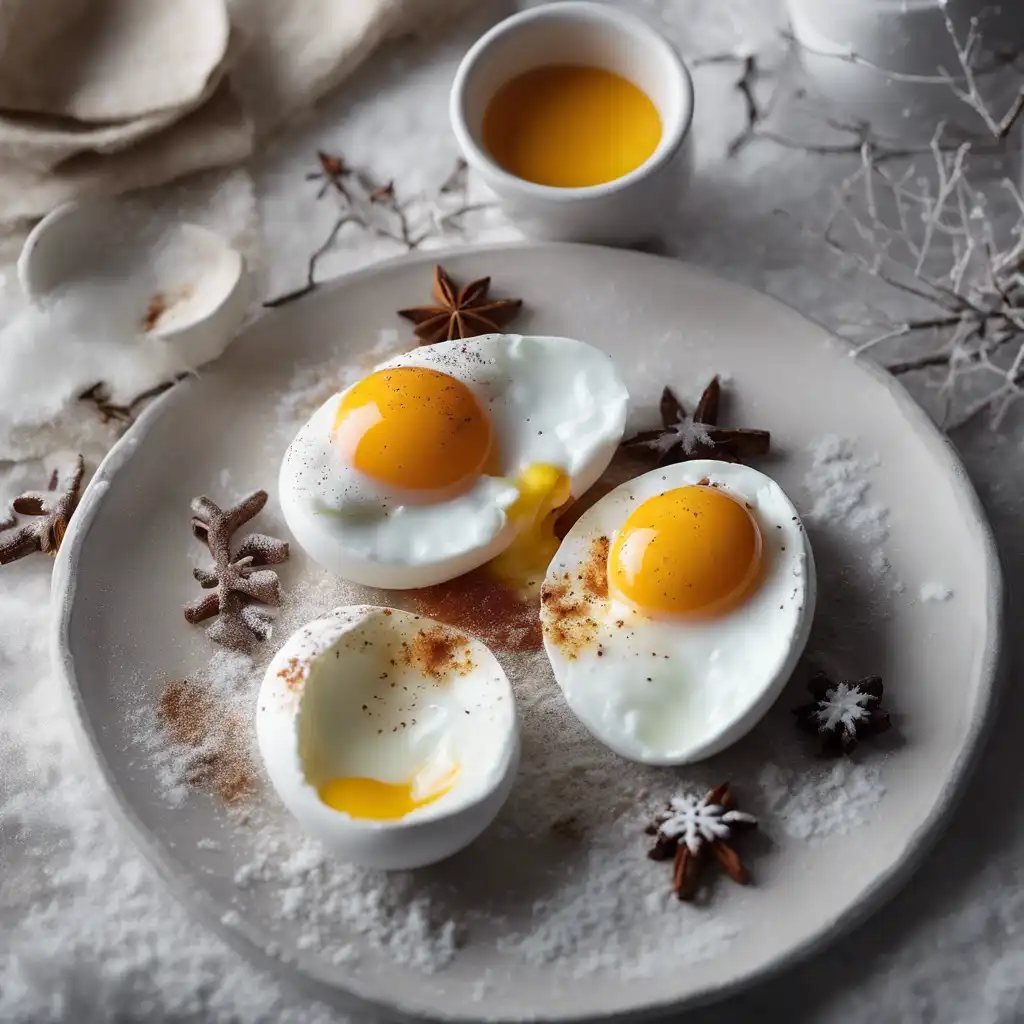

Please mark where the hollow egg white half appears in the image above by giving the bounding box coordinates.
[540,460,816,765]
[279,334,628,588]
[256,605,518,869]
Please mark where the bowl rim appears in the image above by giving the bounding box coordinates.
[448,0,695,203]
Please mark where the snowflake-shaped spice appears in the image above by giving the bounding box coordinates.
[645,782,757,901]
[183,491,289,653]
[622,377,770,467]
[793,671,891,756]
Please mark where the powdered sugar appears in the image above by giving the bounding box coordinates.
[804,435,889,549]
[230,832,458,972]
[757,761,886,840]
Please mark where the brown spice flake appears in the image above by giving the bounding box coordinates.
[401,625,474,681]
[158,678,256,804]
[143,292,167,332]
[540,535,610,659]
[277,655,306,691]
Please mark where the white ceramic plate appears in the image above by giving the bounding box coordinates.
[52,244,1002,1022]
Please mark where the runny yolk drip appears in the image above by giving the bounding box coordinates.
[333,367,494,496]
[482,65,662,188]
[609,485,763,619]
[489,464,571,591]
[318,765,460,821]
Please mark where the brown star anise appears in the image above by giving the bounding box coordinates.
[397,264,523,346]
[645,782,757,901]
[0,455,84,565]
[623,377,770,466]
[794,671,891,756]
[184,491,290,653]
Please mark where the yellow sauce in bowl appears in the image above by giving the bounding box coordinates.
[482,65,661,188]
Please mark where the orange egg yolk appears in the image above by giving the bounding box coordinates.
[318,766,459,821]
[333,367,494,496]
[608,485,763,619]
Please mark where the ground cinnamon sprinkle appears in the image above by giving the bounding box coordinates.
[142,292,168,332]
[157,678,256,804]
[277,655,305,691]
[400,624,474,681]
[540,535,610,659]
[581,536,610,600]
[405,568,543,652]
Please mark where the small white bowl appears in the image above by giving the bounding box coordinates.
[257,606,520,871]
[18,198,249,370]
[450,1,694,245]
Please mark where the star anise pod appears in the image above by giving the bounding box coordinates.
[793,671,891,756]
[184,491,290,653]
[397,264,523,346]
[1,455,84,565]
[645,782,757,901]
[623,377,770,466]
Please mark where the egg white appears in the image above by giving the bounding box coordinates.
[279,334,628,588]
[256,606,519,868]
[541,460,816,765]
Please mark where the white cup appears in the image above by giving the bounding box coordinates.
[449,1,694,246]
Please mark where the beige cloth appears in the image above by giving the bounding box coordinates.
[0,0,471,224]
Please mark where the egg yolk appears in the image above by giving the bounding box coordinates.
[319,765,459,821]
[489,464,571,591]
[608,485,763,619]
[333,367,493,495]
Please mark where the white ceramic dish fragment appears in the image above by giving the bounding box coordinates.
[18,198,248,370]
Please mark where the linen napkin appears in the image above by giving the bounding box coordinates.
[0,0,473,225]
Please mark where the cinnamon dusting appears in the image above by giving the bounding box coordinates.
[158,678,256,804]
[540,535,610,659]
[406,568,543,652]
[143,292,167,332]
[400,625,474,681]
[277,655,306,691]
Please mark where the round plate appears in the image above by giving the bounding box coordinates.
[53,244,1002,1021]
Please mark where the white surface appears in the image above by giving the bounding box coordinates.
[1,2,1023,1023]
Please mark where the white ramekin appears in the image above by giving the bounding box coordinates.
[449,1,694,246]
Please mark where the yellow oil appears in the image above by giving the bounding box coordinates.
[482,65,661,188]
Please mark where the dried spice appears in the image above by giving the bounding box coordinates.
[184,491,289,653]
[794,671,891,756]
[646,782,757,901]
[158,678,256,804]
[539,535,610,659]
[400,624,474,681]
[398,264,523,345]
[406,568,543,653]
[0,455,84,565]
[623,377,770,466]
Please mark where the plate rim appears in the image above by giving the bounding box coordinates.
[50,241,1006,1023]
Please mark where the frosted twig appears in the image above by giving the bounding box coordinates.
[264,153,498,308]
